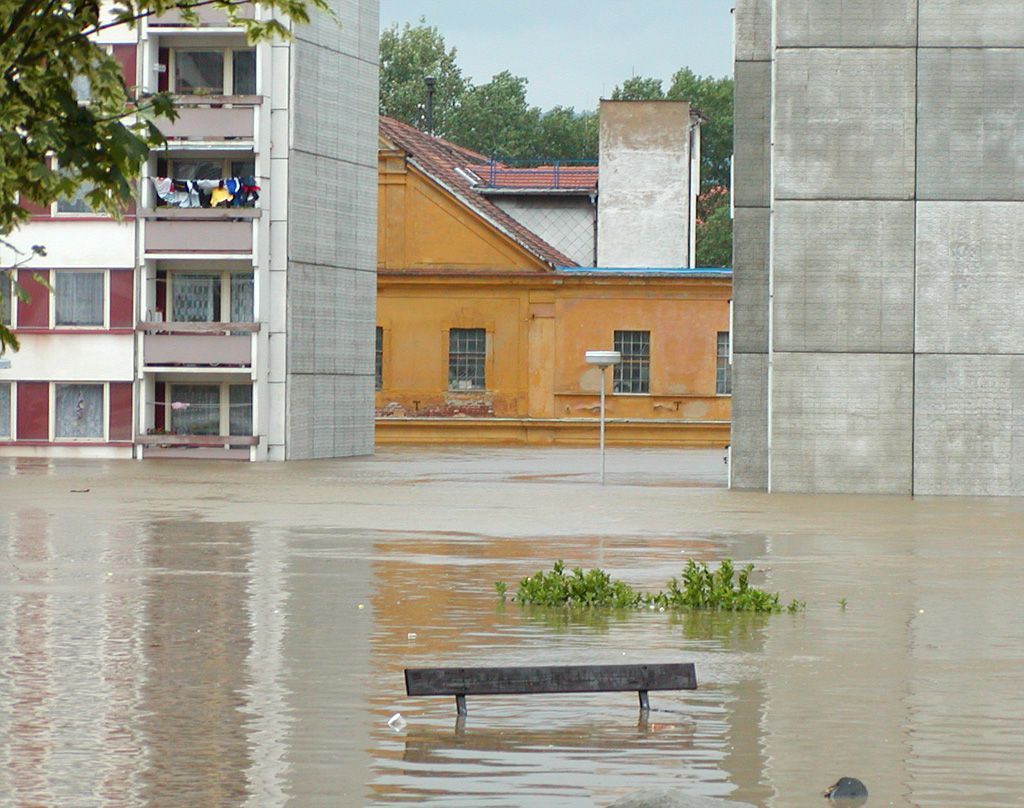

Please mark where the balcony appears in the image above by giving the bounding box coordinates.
[148,5,254,27]
[139,321,259,368]
[142,208,257,255]
[158,96,259,142]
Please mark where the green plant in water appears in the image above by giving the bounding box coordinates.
[494,581,508,601]
[838,598,848,610]
[505,559,804,614]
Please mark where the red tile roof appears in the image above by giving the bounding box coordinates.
[478,164,598,191]
[379,117,579,269]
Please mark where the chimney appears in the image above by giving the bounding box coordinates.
[596,100,699,268]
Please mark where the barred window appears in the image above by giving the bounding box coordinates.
[716,331,732,395]
[613,330,650,394]
[375,326,383,391]
[448,328,486,390]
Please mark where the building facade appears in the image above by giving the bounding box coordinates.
[0,1,378,461]
[732,0,1024,495]
[376,105,732,448]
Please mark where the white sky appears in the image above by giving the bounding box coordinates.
[379,0,735,112]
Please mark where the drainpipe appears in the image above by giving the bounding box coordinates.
[590,190,598,266]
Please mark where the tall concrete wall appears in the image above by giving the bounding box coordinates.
[732,0,1024,495]
[285,0,378,459]
[597,101,695,268]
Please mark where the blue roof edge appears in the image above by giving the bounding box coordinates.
[555,266,732,276]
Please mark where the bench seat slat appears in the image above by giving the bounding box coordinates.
[405,663,696,696]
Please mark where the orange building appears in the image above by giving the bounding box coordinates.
[376,109,731,447]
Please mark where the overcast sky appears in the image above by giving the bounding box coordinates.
[379,1,735,112]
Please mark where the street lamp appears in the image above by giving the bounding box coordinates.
[585,350,621,485]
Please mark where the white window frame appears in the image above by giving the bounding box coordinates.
[716,331,732,396]
[0,381,14,440]
[166,269,254,324]
[166,381,252,436]
[50,269,110,329]
[52,158,109,218]
[50,382,109,442]
[169,47,257,96]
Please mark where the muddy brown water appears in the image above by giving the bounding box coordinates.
[1,447,1022,807]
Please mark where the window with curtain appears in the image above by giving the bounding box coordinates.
[613,330,650,394]
[172,274,221,322]
[230,273,254,322]
[54,383,104,439]
[229,385,252,436]
[0,383,10,438]
[170,385,220,435]
[55,271,104,326]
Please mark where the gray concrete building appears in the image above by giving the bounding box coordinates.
[731,0,1024,495]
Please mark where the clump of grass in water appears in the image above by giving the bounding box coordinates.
[499,558,804,614]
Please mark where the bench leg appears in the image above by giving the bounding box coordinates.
[638,690,649,711]
[456,694,467,716]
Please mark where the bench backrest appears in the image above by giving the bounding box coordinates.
[405,663,697,696]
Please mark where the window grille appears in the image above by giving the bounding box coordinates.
[375,326,383,391]
[613,330,650,394]
[170,385,220,435]
[448,328,486,390]
[229,385,252,436]
[716,332,732,395]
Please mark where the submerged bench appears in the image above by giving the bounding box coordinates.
[404,663,697,715]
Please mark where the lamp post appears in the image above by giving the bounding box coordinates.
[584,350,621,484]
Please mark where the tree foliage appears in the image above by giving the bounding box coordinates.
[0,0,329,351]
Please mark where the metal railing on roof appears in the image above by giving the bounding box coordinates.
[480,158,598,190]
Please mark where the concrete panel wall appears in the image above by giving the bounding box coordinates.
[775,0,917,47]
[772,201,915,352]
[732,208,770,354]
[917,49,1024,201]
[916,202,1024,354]
[285,0,378,460]
[919,0,1024,46]
[733,0,1024,495]
[770,353,914,494]
[730,353,769,489]
[914,355,1024,496]
[773,49,916,200]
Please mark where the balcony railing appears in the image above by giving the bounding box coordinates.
[157,96,260,141]
[139,321,259,366]
[142,211,256,254]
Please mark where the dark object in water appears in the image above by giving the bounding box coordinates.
[824,777,868,802]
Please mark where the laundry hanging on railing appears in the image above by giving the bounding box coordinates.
[151,176,260,209]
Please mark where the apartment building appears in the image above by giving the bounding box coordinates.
[0,1,379,461]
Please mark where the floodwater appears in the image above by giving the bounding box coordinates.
[0,447,1022,807]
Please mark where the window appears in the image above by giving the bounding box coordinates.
[0,383,10,439]
[375,326,383,390]
[229,385,252,435]
[716,332,732,395]
[173,48,256,95]
[1,273,11,327]
[168,383,252,436]
[55,271,105,326]
[54,383,104,439]
[613,330,650,394]
[158,158,256,182]
[55,178,96,214]
[448,328,486,390]
[170,384,220,435]
[170,271,252,323]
